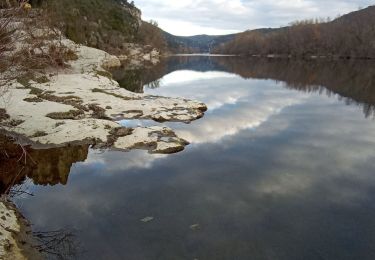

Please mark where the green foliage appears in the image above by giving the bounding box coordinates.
[39,0,141,53]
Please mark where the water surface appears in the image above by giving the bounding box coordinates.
[9,57,375,259]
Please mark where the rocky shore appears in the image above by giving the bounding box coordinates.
[0,39,207,154]
[0,198,42,259]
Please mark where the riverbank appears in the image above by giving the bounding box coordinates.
[0,38,207,154]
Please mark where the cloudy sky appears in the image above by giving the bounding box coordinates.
[134,0,374,36]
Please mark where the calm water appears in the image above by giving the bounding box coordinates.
[9,57,375,259]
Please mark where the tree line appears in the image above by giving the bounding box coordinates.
[213,6,375,59]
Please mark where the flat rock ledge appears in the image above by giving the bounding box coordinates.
[0,41,207,154]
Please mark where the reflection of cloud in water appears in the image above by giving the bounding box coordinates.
[81,150,166,173]
[121,71,312,149]
[159,76,310,144]
[100,71,362,172]
[82,78,310,173]
[118,119,156,128]
[240,100,375,205]
[160,70,236,85]
[147,71,244,111]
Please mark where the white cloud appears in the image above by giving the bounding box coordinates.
[134,0,374,35]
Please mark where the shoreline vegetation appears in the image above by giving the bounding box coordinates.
[212,6,375,59]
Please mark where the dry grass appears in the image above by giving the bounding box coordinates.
[31,130,47,137]
[0,108,10,121]
[87,103,108,119]
[23,96,43,102]
[46,110,84,120]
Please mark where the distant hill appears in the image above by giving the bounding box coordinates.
[163,33,237,53]
[161,28,283,54]
[213,5,375,59]
[136,20,238,54]
[333,5,375,25]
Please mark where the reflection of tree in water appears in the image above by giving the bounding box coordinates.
[9,178,34,198]
[111,63,167,93]
[0,135,89,195]
[112,68,145,93]
[33,229,82,259]
[0,135,86,258]
[111,56,227,93]
[146,79,162,89]
[212,58,375,118]
[133,56,375,118]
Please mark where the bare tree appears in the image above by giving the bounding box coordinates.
[214,6,375,59]
[33,229,82,259]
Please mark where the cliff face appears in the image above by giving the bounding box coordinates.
[117,0,142,27]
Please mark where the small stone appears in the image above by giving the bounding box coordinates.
[140,216,154,223]
[190,224,200,230]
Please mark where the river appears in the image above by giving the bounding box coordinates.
[8,56,375,259]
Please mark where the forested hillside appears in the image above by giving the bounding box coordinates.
[136,21,168,52]
[213,6,375,59]
[25,0,142,54]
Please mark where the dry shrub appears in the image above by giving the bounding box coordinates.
[0,2,22,71]
[14,10,77,71]
[0,0,78,87]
